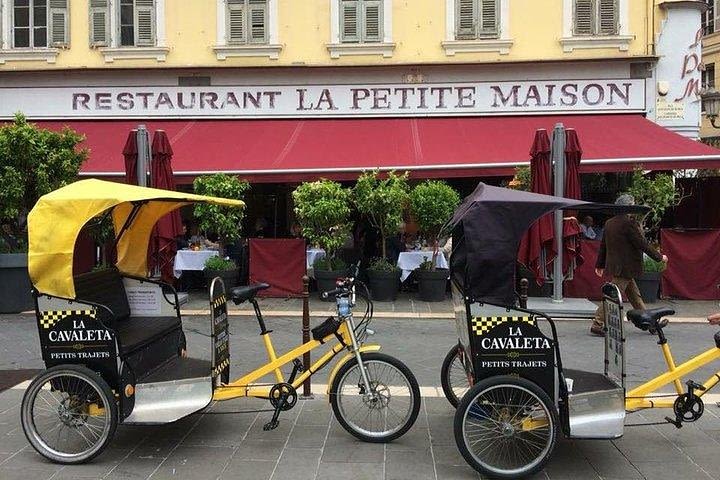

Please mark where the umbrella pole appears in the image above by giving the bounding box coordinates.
[136,125,151,187]
[551,123,566,303]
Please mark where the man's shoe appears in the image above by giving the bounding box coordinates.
[590,325,605,337]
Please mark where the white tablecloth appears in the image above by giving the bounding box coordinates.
[173,250,219,278]
[397,251,449,281]
[306,248,326,269]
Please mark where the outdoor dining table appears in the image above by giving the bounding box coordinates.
[306,248,326,278]
[397,250,449,282]
[173,249,219,278]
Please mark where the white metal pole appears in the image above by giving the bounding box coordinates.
[136,125,150,187]
[552,123,566,303]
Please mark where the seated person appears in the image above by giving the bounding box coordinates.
[176,221,190,250]
[188,224,219,249]
[580,215,598,240]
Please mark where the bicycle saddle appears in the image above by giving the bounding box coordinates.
[231,283,270,304]
[626,308,675,331]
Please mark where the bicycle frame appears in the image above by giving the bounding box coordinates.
[625,343,720,410]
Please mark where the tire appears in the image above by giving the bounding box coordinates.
[21,365,118,464]
[440,343,473,408]
[330,352,420,443]
[454,375,558,479]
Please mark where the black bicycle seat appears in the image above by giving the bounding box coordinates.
[626,308,675,331]
[231,283,270,305]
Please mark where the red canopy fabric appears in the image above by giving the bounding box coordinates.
[249,239,305,297]
[149,130,183,283]
[660,229,720,300]
[565,239,606,300]
[564,129,582,201]
[122,130,137,185]
[30,115,720,183]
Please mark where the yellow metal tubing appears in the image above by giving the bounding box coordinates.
[701,371,720,395]
[660,343,684,394]
[325,345,382,396]
[262,333,285,384]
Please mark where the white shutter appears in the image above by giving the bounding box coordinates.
[456,0,476,40]
[49,0,68,47]
[227,0,246,44]
[574,0,594,36]
[598,0,618,35]
[363,0,381,42]
[89,0,110,46]
[341,0,359,43]
[479,0,498,36]
[135,0,156,46]
[248,0,267,44]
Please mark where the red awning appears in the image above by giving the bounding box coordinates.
[33,114,720,183]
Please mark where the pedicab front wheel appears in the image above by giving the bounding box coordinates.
[21,365,118,464]
[440,343,473,408]
[330,352,421,443]
[454,375,558,479]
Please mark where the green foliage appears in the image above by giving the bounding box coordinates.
[625,169,682,237]
[193,173,249,245]
[410,180,460,243]
[368,257,399,273]
[203,256,237,271]
[353,170,409,260]
[313,256,347,272]
[643,255,666,273]
[292,180,352,268]
[505,166,531,191]
[417,259,433,271]
[0,113,88,252]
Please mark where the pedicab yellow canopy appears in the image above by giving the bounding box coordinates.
[28,179,245,299]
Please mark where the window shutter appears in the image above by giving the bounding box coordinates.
[598,0,618,35]
[227,0,246,44]
[574,0,594,36]
[135,0,156,46]
[363,0,382,42]
[456,0,476,40]
[341,0,359,43]
[89,0,109,46]
[248,0,267,44]
[479,0,498,36]
[49,0,68,47]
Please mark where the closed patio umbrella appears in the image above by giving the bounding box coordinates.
[564,128,582,201]
[122,130,138,185]
[149,130,183,282]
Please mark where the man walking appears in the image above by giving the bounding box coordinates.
[591,194,668,336]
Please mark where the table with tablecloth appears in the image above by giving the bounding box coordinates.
[397,251,449,282]
[173,249,218,278]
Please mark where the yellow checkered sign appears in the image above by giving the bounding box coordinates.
[212,295,227,309]
[471,316,535,336]
[212,358,230,377]
[39,309,95,329]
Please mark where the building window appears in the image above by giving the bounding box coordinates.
[703,0,716,35]
[704,63,716,89]
[340,0,382,43]
[573,0,618,36]
[227,0,267,44]
[455,0,498,40]
[90,0,160,48]
[11,0,67,48]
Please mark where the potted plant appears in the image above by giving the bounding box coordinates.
[292,180,352,300]
[203,256,239,289]
[193,173,249,288]
[353,170,409,301]
[409,180,460,302]
[0,113,87,313]
[638,255,665,303]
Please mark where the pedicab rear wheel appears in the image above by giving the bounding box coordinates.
[454,375,558,479]
[21,365,118,464]
[440,343,473,408]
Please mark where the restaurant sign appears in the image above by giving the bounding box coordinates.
[0,79,645,119]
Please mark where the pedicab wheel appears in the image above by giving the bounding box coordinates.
[330,352,421,443]
[440,343,473,408]
[21,365,118,464]
[454,375,558,479]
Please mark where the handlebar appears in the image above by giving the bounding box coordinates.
[321,287,346,299]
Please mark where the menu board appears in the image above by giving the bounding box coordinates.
[210,280,230,384]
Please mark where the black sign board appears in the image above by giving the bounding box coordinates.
[210,278,230,384]
[602,283,625,388]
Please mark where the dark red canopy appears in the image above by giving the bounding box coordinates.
[564,129,582,201]
[149,130,183,282]
[122,130,137,185]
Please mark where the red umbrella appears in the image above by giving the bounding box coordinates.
[122,130,138,185]
[149,130,183,282]
[564,129,582,201]
[518,129,554,283]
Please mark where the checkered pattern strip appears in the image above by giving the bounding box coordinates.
[213,358,230,377]
[212,295,227,309]
[39,309,95,329]
[471,316,535,336]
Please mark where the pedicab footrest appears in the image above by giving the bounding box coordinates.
[311,316,342,342]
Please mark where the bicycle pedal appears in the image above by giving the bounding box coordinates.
[263,420,279,431]
[664,416,683,428]
[687,380,706,391]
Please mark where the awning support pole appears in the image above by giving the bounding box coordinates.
[552,123,566,303]
[136,125,151,187]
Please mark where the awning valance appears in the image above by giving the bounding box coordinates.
[32,114,720,182]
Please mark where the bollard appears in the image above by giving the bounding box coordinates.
[301,275,312,398]
[519,278,529,309]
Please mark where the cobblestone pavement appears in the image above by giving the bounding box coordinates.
[3,314,720,479]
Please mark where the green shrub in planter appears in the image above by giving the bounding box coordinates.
[193,174,250,254]
[643,256,667,273]
[638,255,666,304]
[203,256,239,289]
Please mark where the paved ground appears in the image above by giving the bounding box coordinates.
[4,313,720,479]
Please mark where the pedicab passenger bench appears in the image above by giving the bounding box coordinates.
[35,268,213,424]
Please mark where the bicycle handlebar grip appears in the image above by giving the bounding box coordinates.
[321,288,344,299]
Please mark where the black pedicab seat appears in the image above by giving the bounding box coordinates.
[626,308,675,331]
